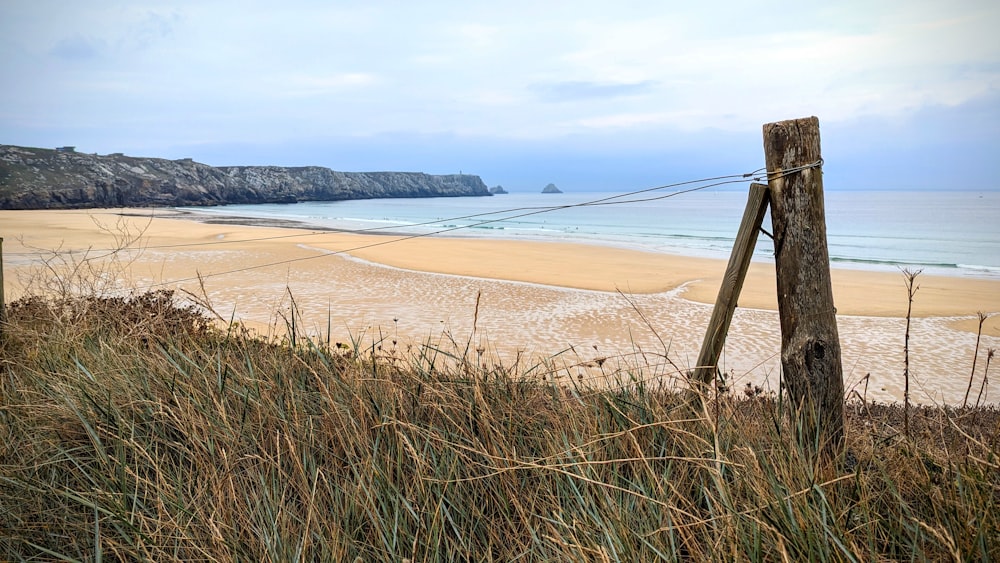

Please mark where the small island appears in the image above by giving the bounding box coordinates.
[541,183,562,194]
[489,185,509,194]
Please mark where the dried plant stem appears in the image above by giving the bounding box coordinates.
[3,273,1000,559]
[902,269,921,440]
[463,290,483,364]
[963,312,989,409]
[975,348,994,409]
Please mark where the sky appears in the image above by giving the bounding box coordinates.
[1,0,998,192]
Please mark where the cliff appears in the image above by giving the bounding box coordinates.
[0,145,491,209]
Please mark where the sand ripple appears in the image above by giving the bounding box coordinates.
[148,251,998,406]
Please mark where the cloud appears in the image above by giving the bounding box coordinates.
[49,34,104,60]
[531,80,658,102]
[131,10,180,50]
[277,73,378,98]
[1,0,997,191]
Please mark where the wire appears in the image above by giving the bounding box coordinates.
[6,167,774,257]
[137,174,776,289]
[9,160,822,286]
[766,159,823,180]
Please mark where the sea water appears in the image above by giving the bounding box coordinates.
[189,189,1000,279]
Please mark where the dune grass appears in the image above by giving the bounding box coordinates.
[0,289,998,561]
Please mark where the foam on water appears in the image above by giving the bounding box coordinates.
[188,189,1000,279]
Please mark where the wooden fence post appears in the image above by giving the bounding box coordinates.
[764,117,844,456]
[691,183,770,392]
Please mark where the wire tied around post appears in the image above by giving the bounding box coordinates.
[760,158,824,183]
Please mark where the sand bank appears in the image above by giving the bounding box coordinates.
[3,208,999,404]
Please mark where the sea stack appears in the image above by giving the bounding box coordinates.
[541,183,562,194]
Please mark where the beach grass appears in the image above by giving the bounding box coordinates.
[1,288,998,561]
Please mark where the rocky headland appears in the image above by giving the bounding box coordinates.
[0,145,491,209]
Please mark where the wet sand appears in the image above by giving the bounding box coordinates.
[3,207,999,405]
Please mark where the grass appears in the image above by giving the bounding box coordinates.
[1,290,998,561]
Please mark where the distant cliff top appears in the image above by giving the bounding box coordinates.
[0,144,491,210]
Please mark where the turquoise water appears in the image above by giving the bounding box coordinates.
[189,189,1000,279]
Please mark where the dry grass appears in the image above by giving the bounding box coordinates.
[1,291,998,561]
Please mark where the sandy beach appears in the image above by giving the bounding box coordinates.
[3,207,999,405]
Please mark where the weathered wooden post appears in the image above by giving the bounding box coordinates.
[692,183,770,391]
[764,117,844,455]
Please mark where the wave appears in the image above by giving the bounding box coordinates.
[830,257,1000,274]
[336,216,417,226]
[957,263,1000,273]
[830,256,959,269]
[653,233,733,242]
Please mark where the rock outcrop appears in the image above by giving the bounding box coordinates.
[541,183,562,194]
[489,185,509,194]
[0,145,492,209]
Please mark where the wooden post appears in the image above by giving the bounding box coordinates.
[691,183,770,391]
[764,117,844,456]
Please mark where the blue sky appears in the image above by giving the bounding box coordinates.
[1,1,997,191]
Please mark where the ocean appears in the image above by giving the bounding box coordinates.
[189,189,1000,280]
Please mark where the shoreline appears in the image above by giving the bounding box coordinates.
[173,207,1000,331]
[3,207,999,405]
[4,206,1000,329]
